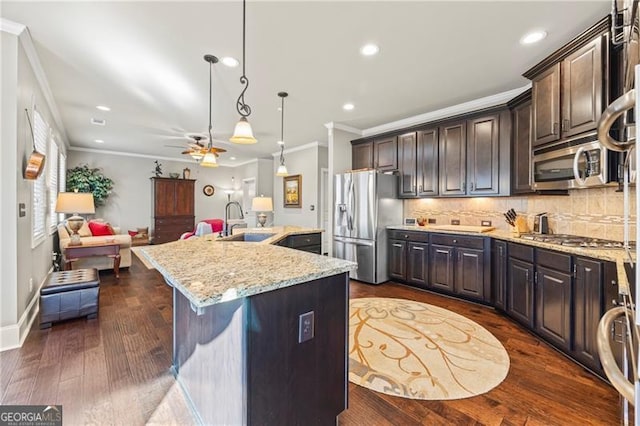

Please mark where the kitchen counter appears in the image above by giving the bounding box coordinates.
[388,225,635,294]
[141,238,354,309]
[221,225,324,244]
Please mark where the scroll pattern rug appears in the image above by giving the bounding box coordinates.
[349,297,510,400]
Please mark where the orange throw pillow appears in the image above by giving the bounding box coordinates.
[88,220,115,236]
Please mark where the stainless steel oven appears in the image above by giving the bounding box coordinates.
[532,137,618,190]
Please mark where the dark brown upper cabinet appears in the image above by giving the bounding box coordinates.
[467,114,500,195]
[509,90,533,194]
[398,132,418,197]
[439,121,466,196]
[526,18,609,147]
[373,136,398,171]
[351,141,373,170]
[398,129,439,198]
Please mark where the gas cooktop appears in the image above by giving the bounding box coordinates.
[520,234,636,249]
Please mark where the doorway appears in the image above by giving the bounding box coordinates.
[242,178,256,227]
[320,168,329,255]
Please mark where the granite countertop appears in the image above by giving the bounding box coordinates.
[141,238,355,308]
[388,225,635,294]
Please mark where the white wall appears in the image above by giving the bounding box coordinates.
[67,151,264,233]
[272,142,325,228]
[1,26,70,350]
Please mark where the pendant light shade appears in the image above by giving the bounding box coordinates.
[276,164,288,176]
[230,117,257,144]
[231,0,257,144]
[275,91,289,177]
[200,151,218,167]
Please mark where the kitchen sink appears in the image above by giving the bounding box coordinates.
[224,233,276,242]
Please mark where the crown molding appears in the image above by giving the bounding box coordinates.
[270,141,325,157]
[361,84,531,138]
[0,18,26,35]
[324,122,363,136]
[12,24,70,146]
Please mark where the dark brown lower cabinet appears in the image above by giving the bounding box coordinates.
[429,244,455,293]
[507,258,535,328]
[407,242,429,288]
[573,257,603,372]
[535,265,572,351]
[492,240,507,311]
[455,247,484,299]
[275,233,322,254]
[388,239,406,281]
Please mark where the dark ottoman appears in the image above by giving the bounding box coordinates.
[40,268,100,329]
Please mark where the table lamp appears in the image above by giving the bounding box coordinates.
[251,196,273,227]
[55,192,96,246]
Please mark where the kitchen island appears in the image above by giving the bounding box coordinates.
[141,239,355,425]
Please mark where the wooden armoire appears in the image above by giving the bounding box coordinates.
[150,177,195,244]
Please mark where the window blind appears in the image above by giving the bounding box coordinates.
[31,108,48,247]
[58,151,66,223]
[47,136,59,234]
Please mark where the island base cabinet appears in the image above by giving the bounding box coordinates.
[173,273,349,425]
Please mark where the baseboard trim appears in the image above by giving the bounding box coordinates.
[0,267,52,352]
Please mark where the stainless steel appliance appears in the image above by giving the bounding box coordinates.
[333,170,402,284]
[532,137,618,190]
[532,213,549,234]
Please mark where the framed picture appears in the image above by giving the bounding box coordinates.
[283,174,301,208]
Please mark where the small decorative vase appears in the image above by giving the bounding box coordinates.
[183,167,191,179]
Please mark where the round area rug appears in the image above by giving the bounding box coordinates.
[349,297,510,400]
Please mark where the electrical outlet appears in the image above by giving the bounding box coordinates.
[481,220,492,227]
[428,218,436,224]
[298,311,314,343]
[29,278,34,292]
[451,219,460,225]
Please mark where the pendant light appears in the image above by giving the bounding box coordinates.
[199,54,226,167]
[230,0,257,144]
[275,92,289,177]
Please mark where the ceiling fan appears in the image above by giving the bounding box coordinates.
[165,134,227,160]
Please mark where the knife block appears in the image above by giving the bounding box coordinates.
[511,216,529,236]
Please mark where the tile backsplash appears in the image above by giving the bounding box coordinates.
[403,187,637,242]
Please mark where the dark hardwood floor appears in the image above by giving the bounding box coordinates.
[0,256,621,425]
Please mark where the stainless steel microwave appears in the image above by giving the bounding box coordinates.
[532,139,619,190]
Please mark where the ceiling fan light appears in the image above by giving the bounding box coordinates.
[200,152,218,167]
[276,164,288,176]
[230,117,257,144]
[191,151,205,160]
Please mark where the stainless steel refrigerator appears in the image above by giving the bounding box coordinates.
[333,170,402,284]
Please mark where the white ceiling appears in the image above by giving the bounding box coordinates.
[2,1,610,166]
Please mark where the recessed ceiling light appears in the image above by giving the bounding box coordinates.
[343,103,355,111]
[360,43,380,56]
[221,57,240,67]
[94,139,104,144]
[96,105,111,111]
[91,118,106,126]
[230,157,236,160]
[520,30,547,45]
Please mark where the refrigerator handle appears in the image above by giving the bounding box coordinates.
[346,179,355,231]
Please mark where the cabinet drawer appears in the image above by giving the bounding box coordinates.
[430,233,483,249]
[508,242,534,262]
[387,230,429,243]
[537,248,572,272]
[287,233,321,248]
[155,216,194,226]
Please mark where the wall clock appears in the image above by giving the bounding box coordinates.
[203,185,215,197]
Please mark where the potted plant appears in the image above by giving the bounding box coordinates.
[66,164,114,207]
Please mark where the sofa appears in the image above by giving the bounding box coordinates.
[57,220,132,271]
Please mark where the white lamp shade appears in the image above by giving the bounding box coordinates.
[200,152,218,167]
[230,117,257,144]
[55,192,95,214]
[275,164,288,176]
[191,151,205,160]
[251,196,273,212]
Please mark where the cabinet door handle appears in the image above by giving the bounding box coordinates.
[418,185,423,192]
[553,122,559,135]
[392,243,403,248]
[412,246,424,251]
[525,269,529,283]
[562,119,569,133]
[404,234,409,239]
[462,181,466,192]
[470,182,475,191]
[453,239,457,244]
[498,246,503,256]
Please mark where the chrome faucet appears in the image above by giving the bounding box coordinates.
[224,201,245,236]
